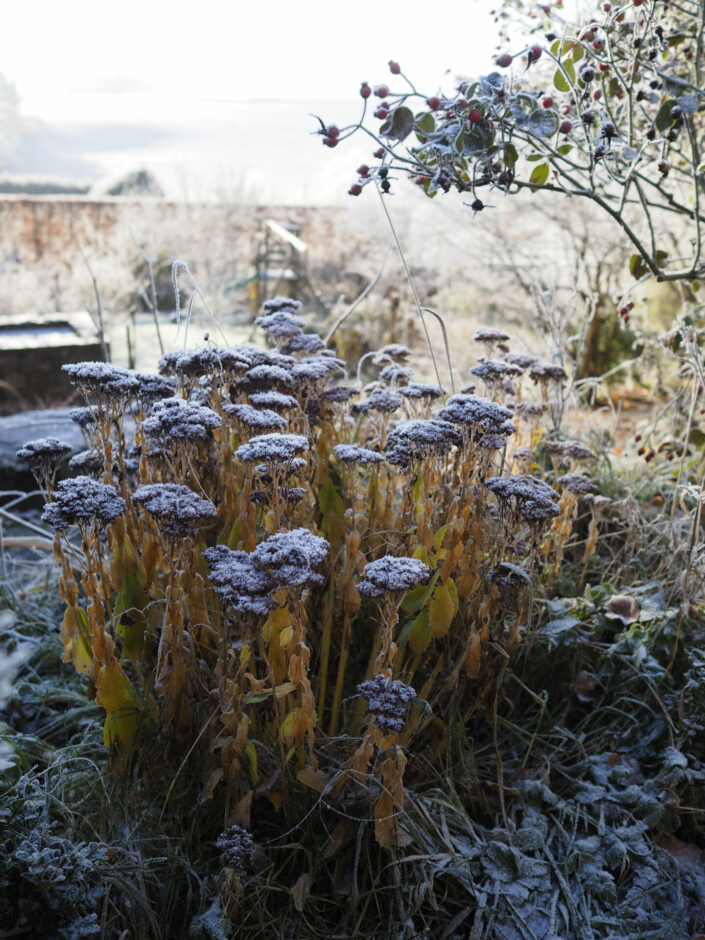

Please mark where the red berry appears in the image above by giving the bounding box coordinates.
[603,1,611,9]
[634,433,642,442]
[599,63,610,72]
[324,137,338,148]
[360,82,372,99]
[637,446,646,456]
[592,38,604,50]
[374,107,388,119]
[593,89,602,100]
[560,119,572,133]
[495,53,513,68]
[327,125,340,138]
[633,0,644,5]
[374,147,385,158]
[542,96,554,108]
[561,104,571,115]
[426,96,441,110]
[375,84,390,98]
[348,184,363,196]
[357,164,370,177]
[530,44,543,61]
[468,108,482,123]
[388,60,401,74]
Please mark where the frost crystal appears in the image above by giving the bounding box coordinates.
[385,419,461,467]
[224,403,287,432]
[255,311,305,339]
[356,674,417,734]
[399,383,445,400]
[203,545,277,615]
[142,396,221,443]
[236,433,308,464]
[133,483,217,538]
[42,476,126,530]
[333,444,385,465]
[249,391,299,410]
[251,527,329,587]
[16,437,72,471]
[437,394,514,432]
[357,555,430,597]
[215,824,257,873]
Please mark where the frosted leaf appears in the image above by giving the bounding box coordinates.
[133,483,216,538]
[251,527,329,587]
[224,403,287,432]
[42,476,125,530]
[143,396,221,443]
[357,555,430,597]
[356,674,417,734]
[333,444,385,465]
[235,433,308,463]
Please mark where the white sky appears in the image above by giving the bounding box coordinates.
[2,0,501,112]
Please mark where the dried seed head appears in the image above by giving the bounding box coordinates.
[241,364,295,391]
[251,527,329,587]
[158,348,219,379]
[249,391,299,411]
[353,387,402,415]
[215,824,257,873]
[42,476,126,531]
[236,433,309,464]
[356,674,416,734]
[556,473,595,495]
[255,311,306,339]
[358,555,430,597]
[143,396,221,444]
[372,344,412,364]
[16,437,72,473]
[385,418,461,467]
[398,383,445,400]
[132,372,178,403]
[333,444,385,465]
[69,407,97,429]
[283,333,326,355]
[291,356,345,384]
[470,359,524,380]
[528,361,568,384]
[474,327,511,345]
[224,403,288,432]
[132,483,217,538]
[437,394,514,433]
[503,352,538,370]
[379,364,414,384]
[261,296,303,314]
[68,449,104,476]
[203,545,277,615]
[62,362,140,401]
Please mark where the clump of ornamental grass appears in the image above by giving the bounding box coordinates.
[25,303,611,895]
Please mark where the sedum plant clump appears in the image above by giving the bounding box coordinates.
[26,296,605,874]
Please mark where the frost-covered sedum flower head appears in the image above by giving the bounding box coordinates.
[203,545,277,616]
[333,444,384,465]
[62,362,140,402]
[42,477,126,531]
[16,437,72,476]
[142,396,221,444]
[236,433,308,464]
[133,483,217,539]
[224,403,287,433]
[216,824,257,873]
[251,528,329,588]
[358,555,430,598]
[356,674,416,734]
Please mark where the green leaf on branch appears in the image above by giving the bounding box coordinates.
[504,143,518,168]
[655,99,678,132]
[554,60,575,92]
[527,109,558,138]
[387,106,414,141]
[629,254,648,279]
[530,163,550,187]
[557,144,573,156]
[415,112,435,135]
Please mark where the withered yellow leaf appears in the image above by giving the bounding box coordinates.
[429,583,455,638]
